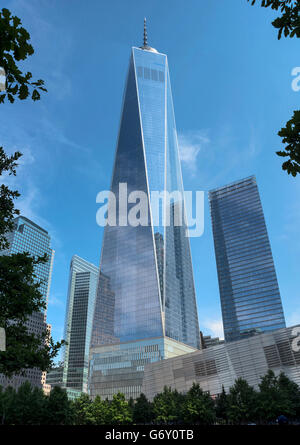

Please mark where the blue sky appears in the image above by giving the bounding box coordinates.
[1,0,300,352]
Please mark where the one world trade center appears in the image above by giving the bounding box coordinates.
[89,21,201,400]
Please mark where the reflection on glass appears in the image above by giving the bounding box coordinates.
[89,46,200,399]
[209,176,286,342]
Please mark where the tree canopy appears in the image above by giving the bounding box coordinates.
[247,1,300,175]
[1,371,300,424]
[276,110,300,176]
[0,7,47,104]
[248,1,300,39]
[0,7,63,377]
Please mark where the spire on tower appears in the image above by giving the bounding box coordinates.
[143,17,148,47]
[140,17,158,53]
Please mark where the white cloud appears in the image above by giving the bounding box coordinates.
[200,318,224,340]
[48,294,65,308]
[185,124,262,189]
[16,184,39,218]
[280,183,300,249]
[9,0,73,102]
[18,146,35,166]
[286,308,300,327]
[177,125,258,184]
[39,117,89,152]
[1,148,41,222]
[0,144,62,251]
[178,131,210,175]
[1,146,35,179]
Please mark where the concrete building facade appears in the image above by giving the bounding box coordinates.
[142,325,300,400]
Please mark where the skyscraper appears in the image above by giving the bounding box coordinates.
[89,24,200,400]
[62,255,98,399]
[209,176,286,342]
[0,216,54,391]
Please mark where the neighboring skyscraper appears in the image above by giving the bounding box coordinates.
[200,332,224,349]
[89,23,200,400]
[0,216,54,391]
[209,176,286,342]
[45,363,64,391]
[62,255,98,399]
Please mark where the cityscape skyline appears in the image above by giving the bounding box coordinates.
[1,0,299,353]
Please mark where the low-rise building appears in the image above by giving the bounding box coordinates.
[142,325,300,400]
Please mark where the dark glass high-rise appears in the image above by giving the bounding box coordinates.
[62,255,98,399]
[0,216,54,391]
[209,176,286,342]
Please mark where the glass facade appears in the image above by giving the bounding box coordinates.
[63,255,98,395]
[1,216,54,312]
[89,45,200,399]
[89,337,196,400]
[209,176,286,342]
[0,216,54,390]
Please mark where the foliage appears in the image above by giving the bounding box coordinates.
[72,393,132,425]
[0,8,64,377]
[248,0,300,39]
[90,395,111,424]
[12,381,46,425]
[153,386,185,424]
[247,2,300,176]
[132,393,154,424]
[0,147,21,250]
[44,386,73,425]
[0,385,16,425]
[108,392,133,425]
[278,371,300,417]
[71,392,93,425]
[0,152,65,376]
[215,385,228,423]
[0,383,73,425]
[276,110,300,176]
[227,378,258,424]
[0,7,47,104]
[257,370,295,422]
[0,252,65,377]
[182,383,216,424]
[0,372,300,424]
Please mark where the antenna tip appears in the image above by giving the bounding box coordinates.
[140,17,157,52]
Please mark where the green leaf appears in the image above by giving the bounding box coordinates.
[18,83,29,100]
[31,89,40,101]
[0,7,47,103]
[7,93,14,103]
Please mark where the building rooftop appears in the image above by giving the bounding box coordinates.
[15,215,49,235]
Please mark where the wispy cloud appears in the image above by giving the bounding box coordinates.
[9,0,73,102]
[178,130,210,175]
[0,144,62,251]
[285,303,300,327]
[48,293,65,308]
[287,314,300,328]
[200,318,224,340]
[178,124,261,189]
[280,183,300,249]
[37,117,89,153]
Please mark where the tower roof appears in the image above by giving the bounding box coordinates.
[139,18,158,53]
